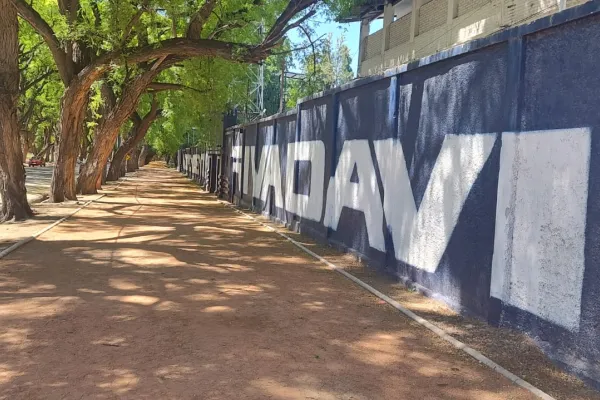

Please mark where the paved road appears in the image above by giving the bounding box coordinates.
[24,165,53,198]
[0,166,534,399]
[0,166,53,206]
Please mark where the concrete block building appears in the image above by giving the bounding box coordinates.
[343,0,590,76]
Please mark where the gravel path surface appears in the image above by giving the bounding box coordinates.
[0,165,538,399]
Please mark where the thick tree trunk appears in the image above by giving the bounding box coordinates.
[45,144,54,162]
[50,92,88,202]
[106,145,129,181]
[106,100,160,181]
[79,131,90,162]
[120,159,126,177]
[127,152,137,172]
[49,63,107,202]
[78,70,159,193]
[132,148,140,170]
[20,131,30,162]
[138,145,149,167]
[0,0,33,221]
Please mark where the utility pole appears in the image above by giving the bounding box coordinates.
[279,57,286,113]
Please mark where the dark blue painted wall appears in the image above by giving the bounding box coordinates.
[203,2,600,388]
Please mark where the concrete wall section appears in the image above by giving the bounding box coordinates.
[204,4,600,387]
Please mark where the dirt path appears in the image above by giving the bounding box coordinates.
[0,166,537,400]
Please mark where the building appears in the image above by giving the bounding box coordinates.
[342,0,589,76]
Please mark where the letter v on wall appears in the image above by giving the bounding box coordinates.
[374,134,496,273]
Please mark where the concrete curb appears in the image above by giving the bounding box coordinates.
[28,194,47,204]
[0,175,133,260]
[219,200,556,400]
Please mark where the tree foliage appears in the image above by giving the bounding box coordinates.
[285,32,353,107]
[1,0,358,213]
[18,20,62,159]
[146,56,249,155]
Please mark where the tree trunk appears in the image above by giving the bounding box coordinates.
[120,158,127,177]
[106,144,129,181]
[106,100,160,181]
[50,92,87,202]
[79,70,159,193]
[46,145,54,162]
[0,0,33,221]
[132,148,140,170]
[20,130,30,162]
[138,145,149,167]
[127,152,137,172]
[49,61,107,202]
[79,130,90,162]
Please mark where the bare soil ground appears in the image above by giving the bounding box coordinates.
[0,164,582,399]
[0,195,99,253]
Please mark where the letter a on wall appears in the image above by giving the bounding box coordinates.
[324,140,386,252]
[374,134,496,273]
[252,145,284,210]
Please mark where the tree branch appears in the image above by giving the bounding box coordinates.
[146,82,210,94]
[207,21,247,39]
[130,111,142,125]
[187,0,219,39]
[90,0,101,28]
[120,38,259,65]
[100,81,117,110]
[262,0,320,45]
[121,4,148,47]
[9,0,69,84]
[267,8,317,46]
[299,24,318,76]
[20,41,43,60]
[24,0,322,85]
[21,69,55,92]
[270,32,324,56]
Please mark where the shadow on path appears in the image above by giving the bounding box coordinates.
[0,166,534,399]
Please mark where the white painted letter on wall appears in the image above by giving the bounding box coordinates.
[232,145,242,194]
[491,128,590,331]
[243,146,255,196]
[192,154,200,175]
[374,134,496,273]
[252,145,284,210]
[285,141,326,221]
[323,140,385,252]
[183,154,191,173]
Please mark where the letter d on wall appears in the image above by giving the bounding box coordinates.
[285,141,325,221]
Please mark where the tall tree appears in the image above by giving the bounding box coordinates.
[286,32,353,107]
[18,21,61,162]
[11,0,321,202]
[0,0,33,221]
[146,55,249,156]
[106,93,162,181]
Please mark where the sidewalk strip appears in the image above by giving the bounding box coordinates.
[219,200,556,400]
[0,177,132,260]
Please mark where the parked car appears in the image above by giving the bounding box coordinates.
[28,157,46,167]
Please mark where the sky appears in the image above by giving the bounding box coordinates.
[287,15,361,75]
